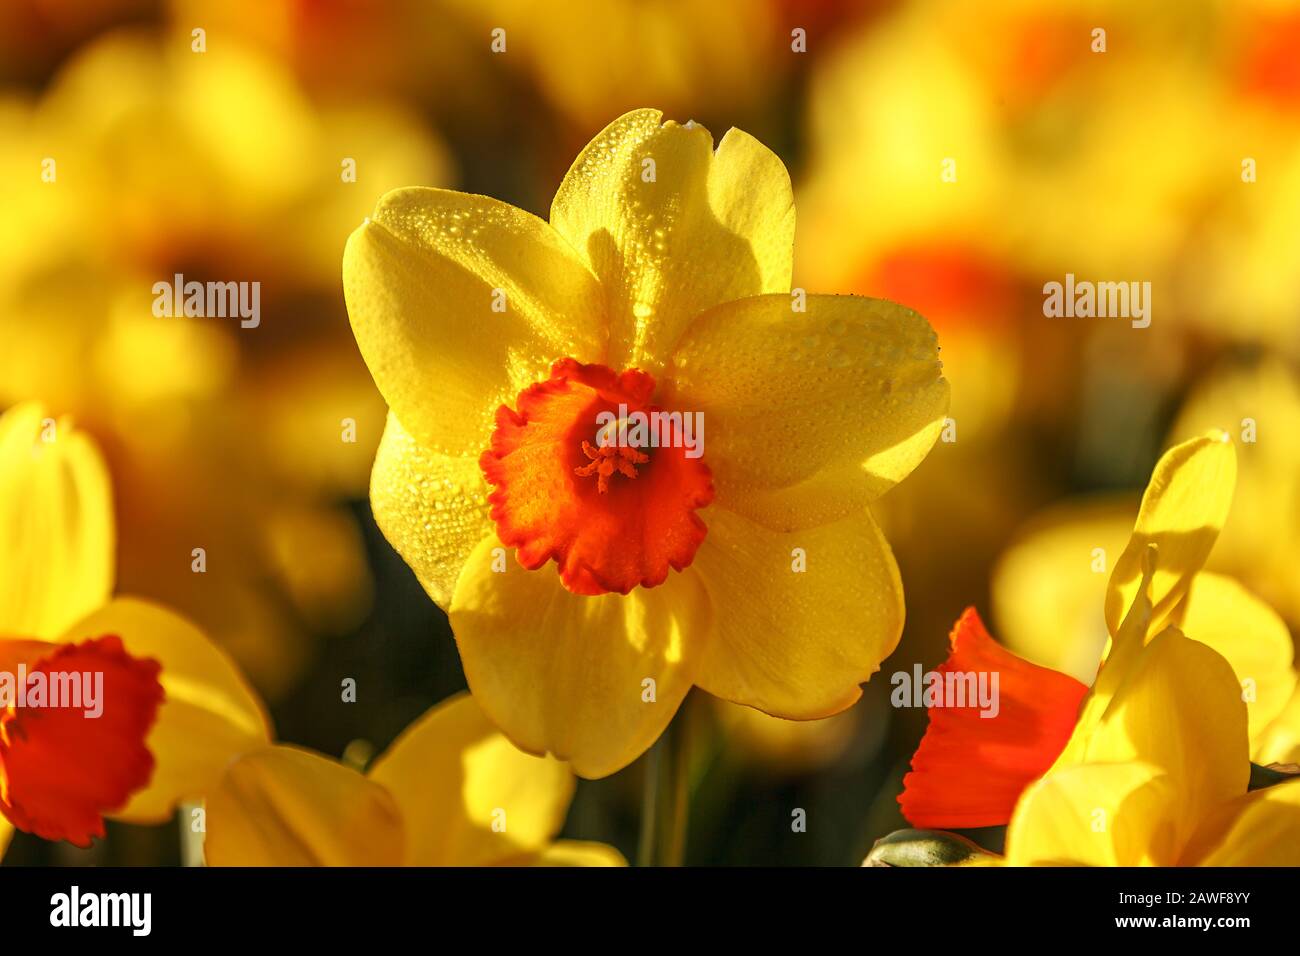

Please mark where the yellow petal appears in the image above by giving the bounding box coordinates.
[1082,542,1158,718]
[992,495,1136,684]
[369,412,494,608]
[204,745,404,866]
[367,692,575,866]
[1255,682,1300,766]
[526,840,628,867]
[62,597,273,822]
[0,817,11,861]
[666,294,948,531]
[1171,573,1297,752]
[1061,628,1248,852]
[343,186,607,456]
[550,109,794,376]
[1183,778,1300,866]
[1104,432,1236,639]
[449,535,709,779]
[1006,762,1177,866]
[0,402,114,639]
[690,506,903,719]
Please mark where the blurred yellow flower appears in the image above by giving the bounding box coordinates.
[1171,358,1300,626]
[168,0,496,107]
[797,0,1300,471]
[1182,3,1300,353]
[438,0,790,132]
[204,692,624,866]
[991,494,1136,685]
[345,108,950,778]
[796,1,1024,440]
[0,402,271,855]
[715,699,860,777]
[0,28,449,695]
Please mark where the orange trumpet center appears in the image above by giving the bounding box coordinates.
[480,358,714,596]
[575,440,650,493]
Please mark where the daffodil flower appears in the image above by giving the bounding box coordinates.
[991,431,1299,765]
[0,402,270,853]
[344,108,950,778]
[1004,615,1300,866]
[897,431,1300,865]
[203,692,624,866]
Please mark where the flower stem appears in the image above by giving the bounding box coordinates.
[637,694,694,867]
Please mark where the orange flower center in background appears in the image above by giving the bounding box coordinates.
[480,358,714,596]
[0,635,163,847]
[864,244,1018,334]
[1237,12,1300,110]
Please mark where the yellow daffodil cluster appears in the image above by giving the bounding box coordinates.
[1,0,1297,871]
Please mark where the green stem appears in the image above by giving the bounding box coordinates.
[636,694,694,867]
[636,733,661,866]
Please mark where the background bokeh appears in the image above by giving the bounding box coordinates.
[2,0,1297,865]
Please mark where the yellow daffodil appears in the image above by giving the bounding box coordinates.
[345,108,950,778]
[0,402,270,855]
[994,451,1298,765]
[204,692,625,866]
[897,432,1300,864]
